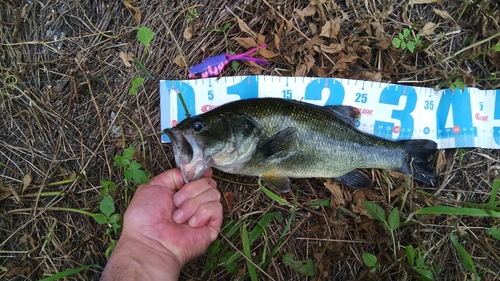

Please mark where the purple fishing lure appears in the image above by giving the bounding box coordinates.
[188,44,268,79]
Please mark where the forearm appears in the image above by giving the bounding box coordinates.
[101,235,182,281]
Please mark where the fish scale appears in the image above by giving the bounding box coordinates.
[231,99,407,178]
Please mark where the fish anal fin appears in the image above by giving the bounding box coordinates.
[335,170,372,188]
[261,173,290,193]
[257,127,297,158]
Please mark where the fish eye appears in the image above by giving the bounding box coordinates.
[191,118,204,131]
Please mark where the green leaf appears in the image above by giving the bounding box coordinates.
[362,252,377,267]
[222,22,231,32]
[416,206,500,217]
[392,38,401,48]
[137,26,155,48]
[101,179,115,190]
[309,199,330,207]
[401,41,407,50]
[123,145,135,159]
[113,155,126,167]
[407,41,416,53]
[241,224,258,281]
[403,28,410,38]
[250,212,282,244]
[454,78,466,89]
[231,60,240,72]
[207,239,221,256]
[131,169,149,184]
[124,169,133,182]
[224,252,240,274]
[105,238,118,259]
[100,195,115,217]
[486,225,500,240]
[388,207,400,231]
[416,255,425,269]
[259,182,289,206]
[492,43,500,51]
[450,232,477,275]
[433,263,441,274]
[39,264,102,281]
[129,76,145,95]
[399,33,404,40]
[112,222,121,234]
[490,178,500,204]
[282,253,316,276]
[109,213,121,224]
[223,221,240,238]
[93,213,109,224]
[406,245,415,267]
[364,201,387,224]
[129,161,141,170]
[414,268,434,281]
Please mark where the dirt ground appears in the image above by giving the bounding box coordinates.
[1,0,500,280]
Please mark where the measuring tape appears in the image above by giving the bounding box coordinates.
[160,76,500,149]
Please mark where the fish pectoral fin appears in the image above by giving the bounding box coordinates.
[261,173,290,193]
[335,170,372,188]
[325,105,360,126]
[257,127,297,158]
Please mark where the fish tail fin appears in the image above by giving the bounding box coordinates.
[399,139,438,185]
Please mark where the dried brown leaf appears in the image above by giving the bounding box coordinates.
[324,180,345,206]
[236,38,259,50]
[22,171,31,193]
[249,62,265,75]
[294,4,317,22]
[234,37,258,49]
[310,38,326,46]
[295,64,307,76]
[319,19,340,39]
[420,22,439,36]
[362,71,382,82]
[257,34,266,46]
[122,0,141,24]
[308,23,317,35]
[376,40,392,50]
[236,16,257,38]
[320,43,342,54]
[409,0,437,6]
[433,8,453,21]
[222,191,235,211]
[274,34,281,50]
[259,48,279,59]
[173,55,186,68]
[183,26,193,41]
[304,54,315,72]
[119,51,133,67]
[0,180,13,201]
[293,9,306,22]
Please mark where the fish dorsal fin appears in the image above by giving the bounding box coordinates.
[257,127,297,158]
[325,105,360,126]
[335,170,372,188]
[261,173,290,192]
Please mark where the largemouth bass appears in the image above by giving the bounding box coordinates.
[164,98,437,192]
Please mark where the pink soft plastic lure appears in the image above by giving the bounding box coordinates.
[188,44,268,79]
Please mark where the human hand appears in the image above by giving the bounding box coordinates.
[101,168,222,280]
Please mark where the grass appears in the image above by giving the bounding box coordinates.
[1,0,500,280]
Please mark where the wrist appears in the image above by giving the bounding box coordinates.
[101,233,182,281]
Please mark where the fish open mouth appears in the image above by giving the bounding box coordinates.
[164,127,212,183]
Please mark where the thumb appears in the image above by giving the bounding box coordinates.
[147,168,185,191]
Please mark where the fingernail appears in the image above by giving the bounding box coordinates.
[173,210,183,223]
[188,216,197,227]
[173,193,184,207]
